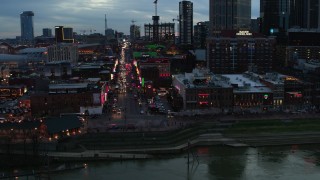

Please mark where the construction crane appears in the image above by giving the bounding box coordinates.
[79,29,96,35]
[172,15,180,22]
[154,0,158,16]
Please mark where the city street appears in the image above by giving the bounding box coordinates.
[87,45,170,132]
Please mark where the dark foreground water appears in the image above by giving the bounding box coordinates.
[4,145,320,180]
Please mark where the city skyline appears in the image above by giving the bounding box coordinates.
[0,0,260,39]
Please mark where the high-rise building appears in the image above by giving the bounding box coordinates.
[179,1,193,45]
[260,0,291,35]
[130,24,141,41]
[261,0,320,35]
[43,28,52,37]
[63,27,74,40]
[194,21,209,49]
[105,28,115,41]
[144,23,175,42]
[20,11,34,42]
[209,0,251,34]
[207,30,276,74]
[55,26,74,43]
[290,0,320,29]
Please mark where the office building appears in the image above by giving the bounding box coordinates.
[261,0,320,35]
[43,28,52,37]
[55,26,74,43]
[105,28,115,41]
[207,30,276,74]
[144,23,175,42]
[47,44,78,64]
[209,0,251,34]
[250,18,261,33]
[20,11,34,42]
[179,1,193,45]
[130,24,141,41]
[290,0,320,29]
[194,21,209,49]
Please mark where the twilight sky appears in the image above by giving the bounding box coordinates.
[0,0,260,39]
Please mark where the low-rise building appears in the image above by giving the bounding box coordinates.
[30,82,103,116]
[172,68,233,110]
[44,61,72,80]
[172,68,274,112]
[221,74,273,111]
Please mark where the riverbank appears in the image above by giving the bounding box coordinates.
[3,116,320,163]
[45,131,320,163]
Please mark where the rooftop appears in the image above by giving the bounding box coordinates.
[49,83,88,89]
[173,68,231,88]
[222,74,272,93]
[18,47,47,54]
[0,54,27,61]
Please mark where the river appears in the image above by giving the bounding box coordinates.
[3,145,320,180]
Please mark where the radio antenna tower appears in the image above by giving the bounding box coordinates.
[105,14,108,30]
[154,0,158,16]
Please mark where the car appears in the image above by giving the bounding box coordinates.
[107,124,119,130]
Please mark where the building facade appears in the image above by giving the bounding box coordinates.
[289,0,320,29]
[172,69,233,110]
[207,30,276,74]
[31,83,102,116]
[138,58,171,88]
[194,21,209,49]
[44,61,72,80]
[209,0,251,35]
[47,44,78,64]
[55,26,74,43]
[179,1,193,45]
[130,24,141,41]
[221,74,273,111]
[261,0,320,35]
[20,11,34,43]
[43,28,52,37]
[144,23,175,42]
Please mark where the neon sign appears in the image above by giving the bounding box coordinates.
[236,30,252,36]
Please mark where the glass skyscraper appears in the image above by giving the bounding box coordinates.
[209,0,251,33]
[43,28,52,37]
[179,0,193,45]
[20,11,34,42]
[261,0,320,35]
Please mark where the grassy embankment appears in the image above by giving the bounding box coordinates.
[225,118,320,134]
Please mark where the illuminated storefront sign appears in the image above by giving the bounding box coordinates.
[236,30,252,36]
[142,78,145,87]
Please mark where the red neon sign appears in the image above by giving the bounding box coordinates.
[199,101,209,105]
[198,94,209,96]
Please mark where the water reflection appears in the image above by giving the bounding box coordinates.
[206,147,247,179]
[5,145,320,180]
